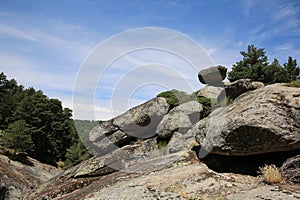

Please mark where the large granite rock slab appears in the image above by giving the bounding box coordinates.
[89,97,170,155]
[156,101,203,138]
[189,84,300,156]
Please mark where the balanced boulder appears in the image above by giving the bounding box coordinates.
[198,66,227,86]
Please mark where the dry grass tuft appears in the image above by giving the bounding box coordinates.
[259,164,284,184]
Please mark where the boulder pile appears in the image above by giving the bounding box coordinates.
[25,65,300,200]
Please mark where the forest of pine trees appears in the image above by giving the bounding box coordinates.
[228,45,299,83]
[0,72,93,168]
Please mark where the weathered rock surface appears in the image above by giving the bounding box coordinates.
[280,154,300,183]
[25,147,300,200]
[190,84,300,155]
[226,185,300,200]
[197,85,224,100]
[221,78,264,101]
[89,97,170,155]
[156,101,203,138]
[251,81,265,89]
[25,149,200,200]
[166,132,198,154]
[198,65,227,86]
[0,154,60,200]
[197,79,264,103]
[83,163,259,200]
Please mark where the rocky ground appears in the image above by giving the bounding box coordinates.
[24,150,300,200]
[0,153,61,199]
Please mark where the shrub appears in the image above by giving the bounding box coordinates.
[157,90,180,108]
[56,161,65,169]
[157,138,168,149]
[259,164,284,184]
[286,79,300,88]
[157,89,216,118]
[196,97,211,118]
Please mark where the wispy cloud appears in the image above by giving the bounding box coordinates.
[1,0,299,120]
[0,52,75,91]
[241,0,260,17]
[275,43,293,51]
[272,43,300,62]
[273,2,298,22]
[0,23,39,42]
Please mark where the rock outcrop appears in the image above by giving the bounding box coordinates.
[197,79,264,103]
[197,85,224,100]
[226,185,300,200]
[26,147,300,200]
[280,154,300,183]
[0,154,60,199]
[190,84,300,156]
[89,97,170,156]
[198,65,227,86]
[23,81,300,200]
[221,78,264,101]
[156,101,203,138]
[26,148,201,200]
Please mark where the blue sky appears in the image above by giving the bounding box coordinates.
[0,0,300,120]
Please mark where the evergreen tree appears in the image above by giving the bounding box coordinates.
[64,141,91,169]
[228,45,268,82]
[2,120,34,154]
[0,73,22,130]
[264,59,287,83]
[0,71,91,167]
[284,57,299,82]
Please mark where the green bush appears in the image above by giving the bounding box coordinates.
[157,90,180,108]
[56,161,65,169]
[197,97,218,118]
[286,79,300,88]
[157,89,216,118]
[64,141,91,169]
[157,138,168,149]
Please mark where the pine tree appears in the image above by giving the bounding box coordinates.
[0,73,21,130]
[264,59,288,83]
[0,72,91,166]
[228,45,268,82]
[284,57,299,82]
[2,120,34,154]
[64,141,91,169]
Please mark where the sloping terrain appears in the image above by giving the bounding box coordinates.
[0,153,61,199]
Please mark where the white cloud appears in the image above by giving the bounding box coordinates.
[241,0,260,16]
[0,23,39,42]
[0,52,75,91]
[275,43,293,51]
[272,43,300,62]
[274,3,298,22]
[72,28,216,119]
